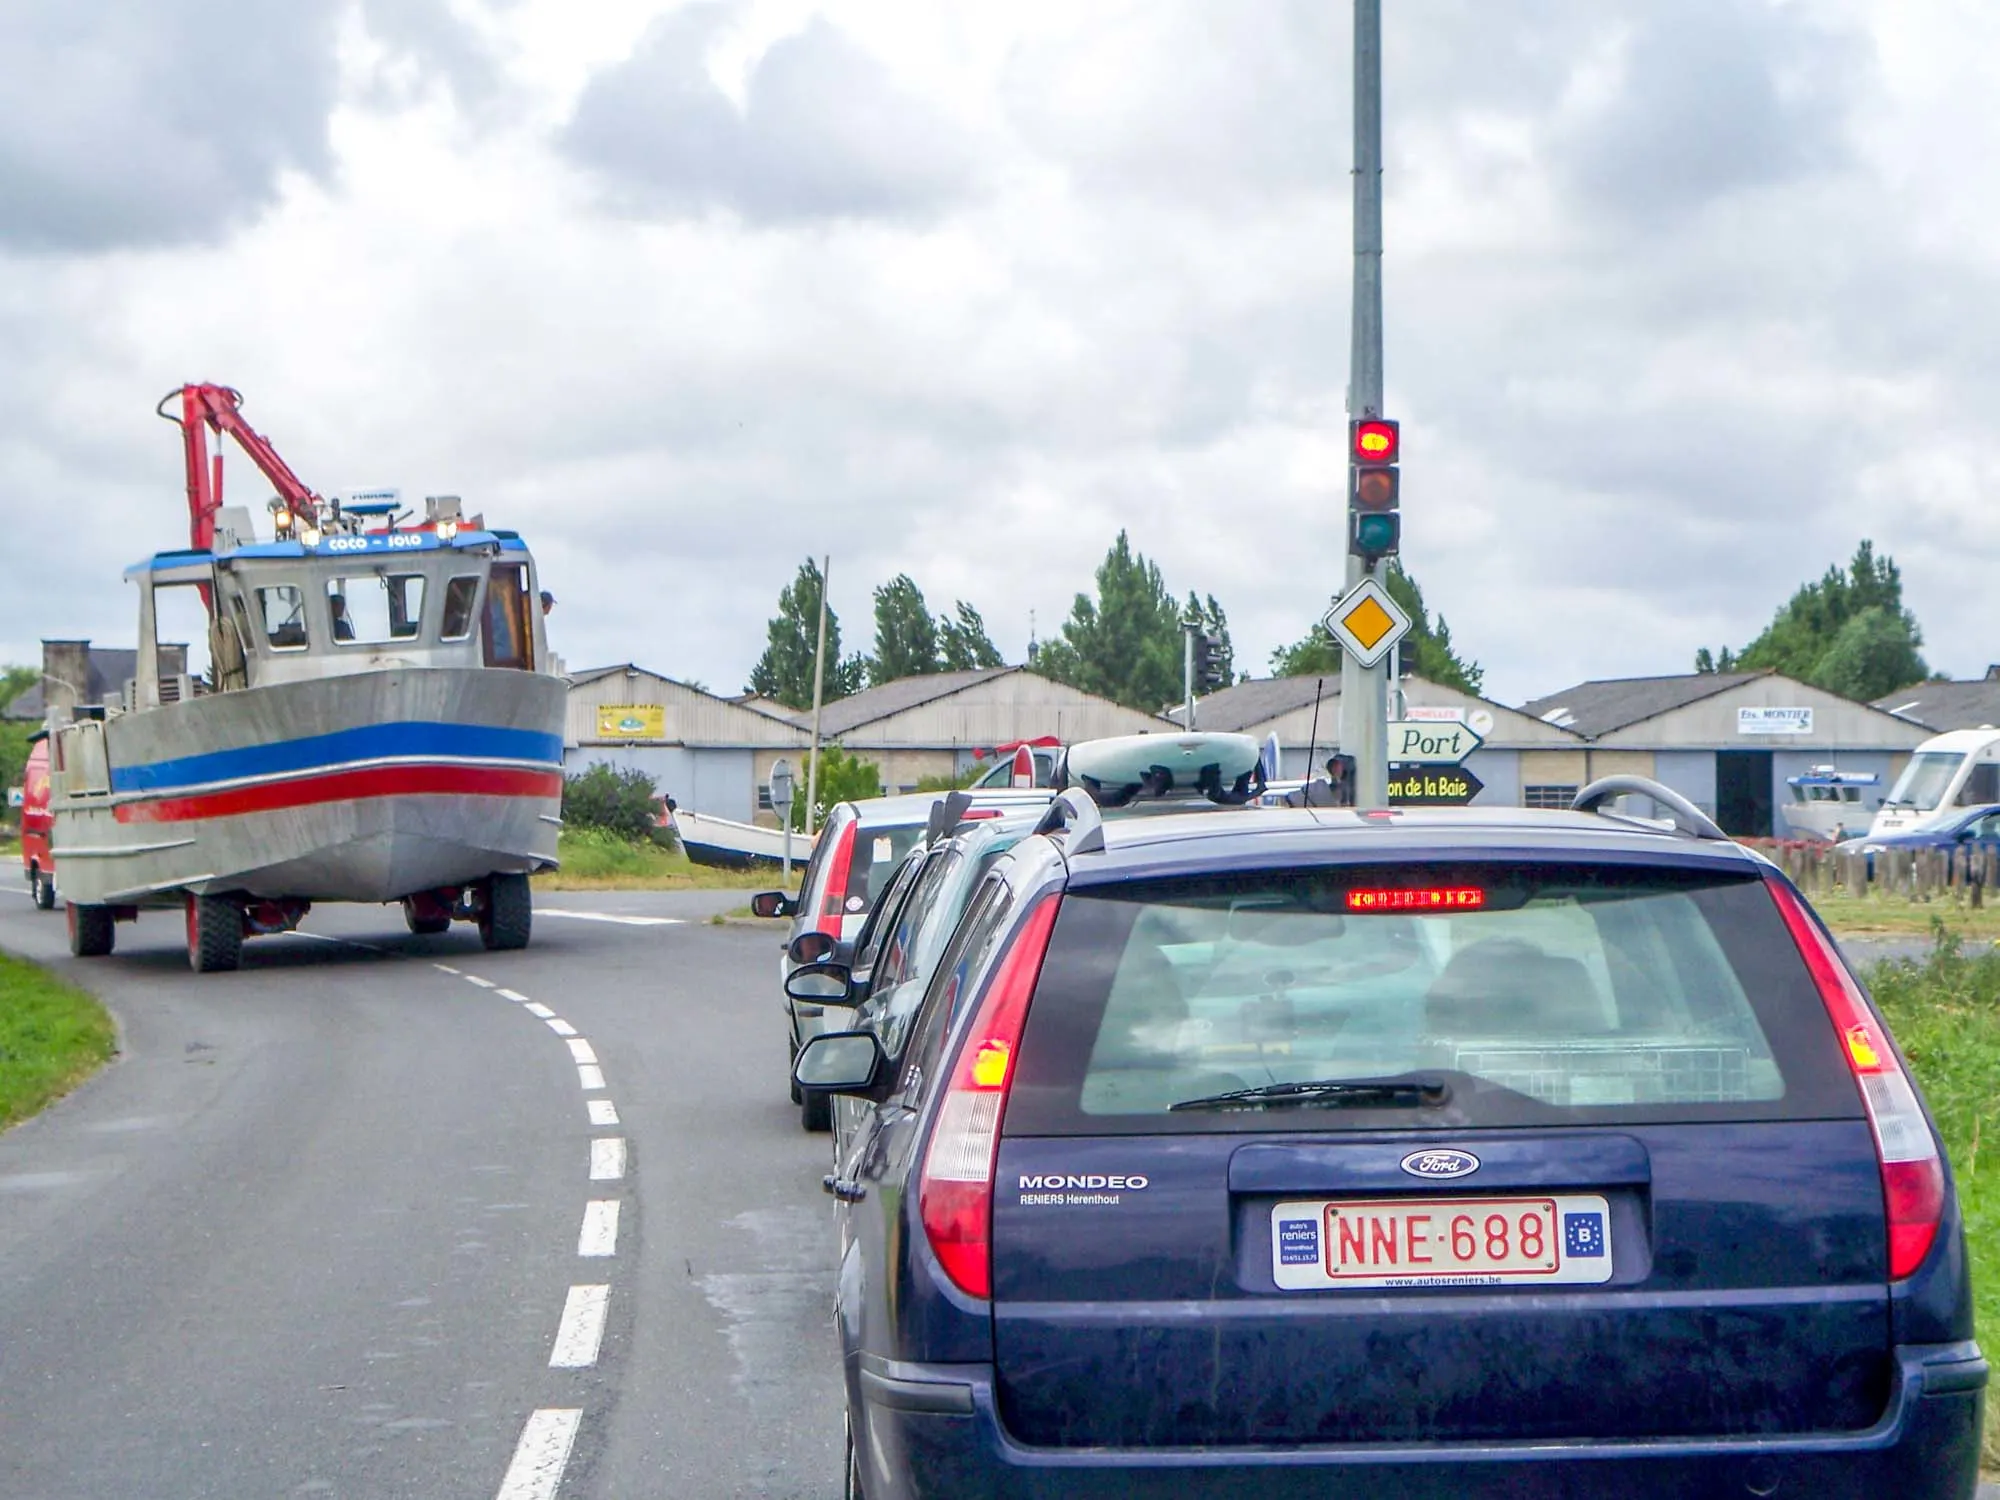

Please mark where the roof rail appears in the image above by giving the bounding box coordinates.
[1033,787,1106,855]
[1571,775,1727,842]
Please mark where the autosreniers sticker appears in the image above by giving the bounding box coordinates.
[1017,1172,1150,1206]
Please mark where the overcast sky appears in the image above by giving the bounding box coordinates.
[4,0,1997,706]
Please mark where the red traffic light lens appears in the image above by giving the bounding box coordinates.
[1351,418,1399,466]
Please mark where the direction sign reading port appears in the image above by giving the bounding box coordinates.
[1387,720,1485,765]
[1322,577,1411,669]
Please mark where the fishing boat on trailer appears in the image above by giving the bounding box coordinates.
[46,383,567,971]
[1780,766,1882,844]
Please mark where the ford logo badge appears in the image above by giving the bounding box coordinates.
[1400,1148,1480,1180]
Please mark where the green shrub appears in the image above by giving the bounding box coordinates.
[563,763,661,843]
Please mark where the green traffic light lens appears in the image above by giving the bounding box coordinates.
[1352,513,1400,556]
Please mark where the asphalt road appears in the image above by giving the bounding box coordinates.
[2,886,1993,1499]
[0,886,839,1500]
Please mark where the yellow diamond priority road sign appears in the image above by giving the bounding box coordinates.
[1322,577,1411,669]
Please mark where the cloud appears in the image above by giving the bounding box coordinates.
[0,0,345,253]
[561,6,982,224]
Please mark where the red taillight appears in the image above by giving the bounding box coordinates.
[1768,878,1944,1279]
[815,820,857,939]
[919,892,1061,1300]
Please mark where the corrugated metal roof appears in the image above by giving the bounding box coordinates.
[1518,672,1765,738]
[813,667,1017,737]
[1874,680,2000,733]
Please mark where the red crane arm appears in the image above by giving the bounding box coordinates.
[157,384,324,551]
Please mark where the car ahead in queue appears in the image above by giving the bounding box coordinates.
[755,787,1050,1130]
[1837,803,2000,867]
[794,772,1985,1499]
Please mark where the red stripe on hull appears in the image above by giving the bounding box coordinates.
[113,766,563,824]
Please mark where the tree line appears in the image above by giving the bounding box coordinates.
[744,534,1488,713]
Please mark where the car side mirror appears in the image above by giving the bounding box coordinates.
[751,890,796,919]
[788,929,839,965]
[793,1030,888,1096]
[784,961,853,1004]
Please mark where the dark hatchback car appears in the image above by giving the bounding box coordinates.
[795,782,1986,1498]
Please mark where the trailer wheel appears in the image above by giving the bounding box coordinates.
[479,873,532,951]
[67,902,115,958]
[187,893,244,973]
[403,898,452,936]
[32,866,56,911]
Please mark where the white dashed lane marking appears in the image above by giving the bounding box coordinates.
[534,909,683,927]
[578,1065,606,1091]
[465,975,496,989]
[546,1018,578,1037]
[498,988,531,1004]
[434,963,461,975]
[566,1039,598,1065]
[589,1138,627,1181]
[578,1200,621,1258]
[587,1100,619,1127]
[494,1408,582,1500]
[549,1285,610,1368]
[523,1002,555,1018]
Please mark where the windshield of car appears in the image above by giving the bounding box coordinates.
[1885,752,1964,812]
[1006,861,1862,1134]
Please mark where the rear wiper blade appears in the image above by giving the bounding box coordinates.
[1168,1075,1451,1113]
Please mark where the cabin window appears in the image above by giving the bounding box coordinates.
[256,586,310,651]
[1958,762,2000,807]
[327,574,427,646]
[440,576,482,641]
[484,562,533,670]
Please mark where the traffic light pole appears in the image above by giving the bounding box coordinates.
[1340,0,1390,810]
[1182,622,1197,730]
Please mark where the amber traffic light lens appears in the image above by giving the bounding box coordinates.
[1352,468,1399,510]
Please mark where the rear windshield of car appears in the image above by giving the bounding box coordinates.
[843,820,929,914]
[1005,861,1863,1135]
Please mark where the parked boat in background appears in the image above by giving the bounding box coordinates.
[670,806,815,869]
[1781,766,1881,843]
[44,383,567,971]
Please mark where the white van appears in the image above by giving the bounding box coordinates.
[1868,727,2000,836]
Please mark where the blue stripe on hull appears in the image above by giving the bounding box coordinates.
[111,721,567,794]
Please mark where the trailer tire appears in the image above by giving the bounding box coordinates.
[32,866,56,911]
[479,873,532,951]
[187,893,244,973]
[67,902,115,958]
[403,899,452,936]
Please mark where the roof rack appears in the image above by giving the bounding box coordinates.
[1032,787,1106,855]
[1571,775,1727,842]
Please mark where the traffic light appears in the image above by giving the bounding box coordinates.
[1349,417,1400,564]
[1192,632,1227,693]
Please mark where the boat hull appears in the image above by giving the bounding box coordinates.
[53,668,566,907]
[670,809,809,870]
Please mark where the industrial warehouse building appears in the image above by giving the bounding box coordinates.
[1520,671,1933,837]
[563,664,805,823]
[798,667,1173,791]
[1184,674,1583,805]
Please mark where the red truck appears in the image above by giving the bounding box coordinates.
[18,735,54,910]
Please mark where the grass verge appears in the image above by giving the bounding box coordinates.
[535,828,783,892]
[0,951,117,1132]
[1816,890,2000,942]
[1863,930,1999,1470]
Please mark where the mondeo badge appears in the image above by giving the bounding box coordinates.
[1400,1148,1480,1180]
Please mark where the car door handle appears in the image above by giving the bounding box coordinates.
[822,1174,867,1202]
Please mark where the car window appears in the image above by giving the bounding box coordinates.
[843,820,928,915]
[867,848,965,1053]
[1006,861,1864,1135]
[851,850,930,972]
[894,874,1017,1105]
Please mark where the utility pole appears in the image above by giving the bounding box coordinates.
[804,555,830,835]
[1182,618,1197,731]
[1339,0,1390,810]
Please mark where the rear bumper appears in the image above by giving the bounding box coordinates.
[857,1342,1987,1500]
